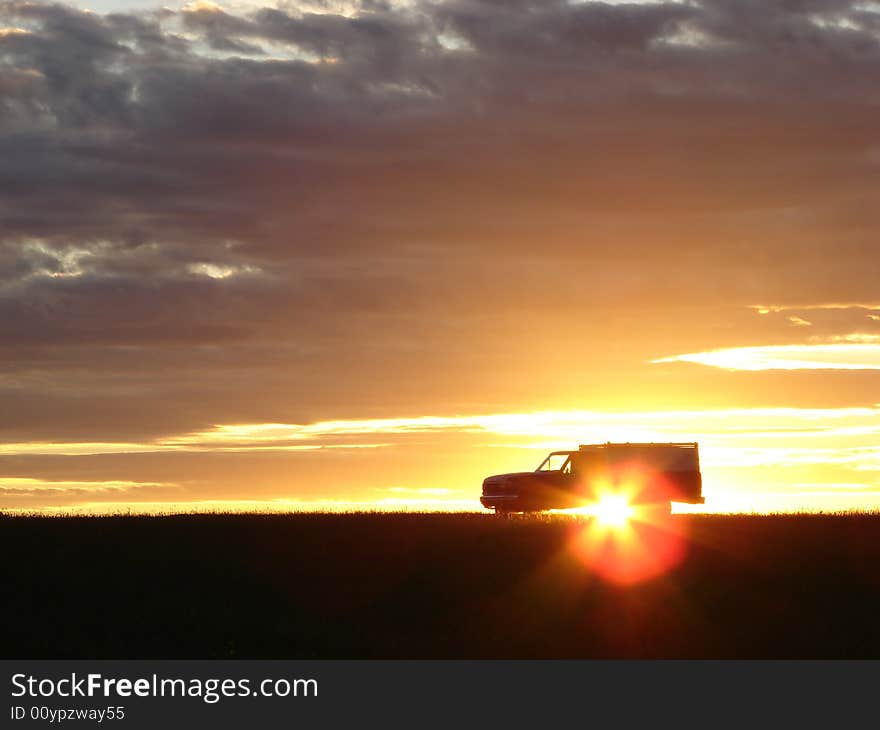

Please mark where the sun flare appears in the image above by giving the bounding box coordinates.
[592,495,634,528]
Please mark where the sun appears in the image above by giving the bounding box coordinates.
[592,495,634,528]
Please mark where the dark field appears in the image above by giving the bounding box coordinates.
[3,512,880,658]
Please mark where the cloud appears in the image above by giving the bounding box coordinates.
[6,404,880,454]
[0,477,175,505]
[654,343,880,370]
[3,0,880,510]
[788,315,813,327]
[752,303,880,313]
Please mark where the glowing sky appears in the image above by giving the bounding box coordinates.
[2,0,880,513]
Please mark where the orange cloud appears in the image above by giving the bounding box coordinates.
[654,344,880,371]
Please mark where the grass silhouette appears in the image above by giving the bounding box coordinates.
[3,512,879,658]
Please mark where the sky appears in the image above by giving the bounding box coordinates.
[2,0,880,513]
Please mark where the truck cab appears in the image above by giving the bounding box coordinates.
[480,442,704,514]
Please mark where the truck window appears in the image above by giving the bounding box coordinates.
[537,453,571,473]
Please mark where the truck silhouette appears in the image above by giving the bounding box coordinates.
[480,442,704,514]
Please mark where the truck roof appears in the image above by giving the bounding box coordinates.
[578,442,698,450]
[576,442,700,471]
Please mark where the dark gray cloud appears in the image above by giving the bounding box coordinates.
[1,0,880,448]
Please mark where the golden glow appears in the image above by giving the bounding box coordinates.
[1,497,478,516]
[6,406,880,514]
